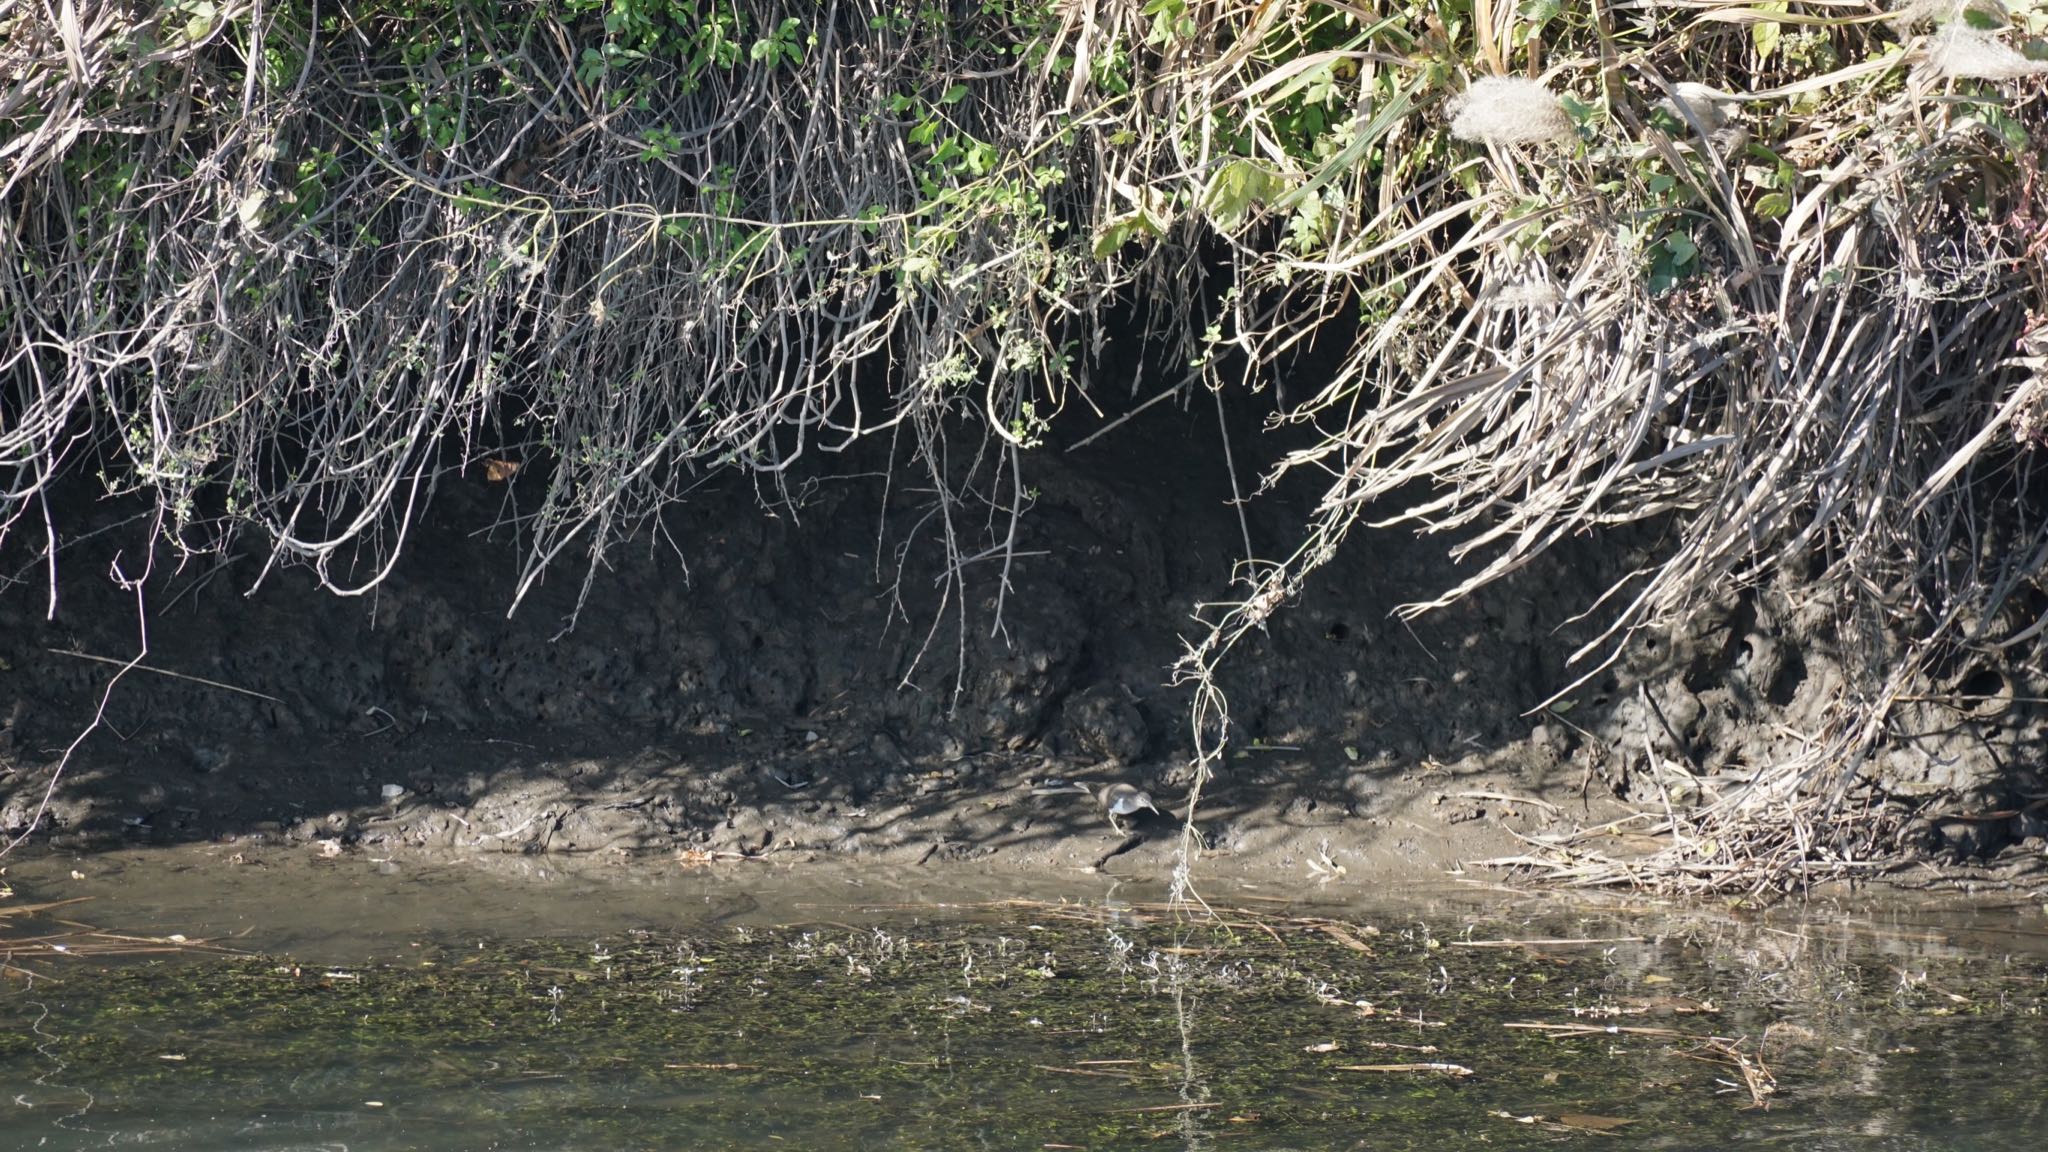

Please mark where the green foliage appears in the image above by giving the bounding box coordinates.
[1202,159,1282,229]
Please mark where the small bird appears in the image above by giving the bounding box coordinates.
[1098,783,1161,835]
[1657,82,1741,136]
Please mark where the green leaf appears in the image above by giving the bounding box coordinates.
[940,83,969,105]
[1962,4,2005,30]
[1203,159,1279,227]
[1092,210,1163,258]
[179,0,217,43]
[1977,105,2031,151]
[1648,231,1700,295]
[1092,223,1130,259]
[1278,78,1418,212]
[1557,92,1599,130]
[1751,2,1786,59]
[1752,21,1781,61]
[1287,192,1328,250]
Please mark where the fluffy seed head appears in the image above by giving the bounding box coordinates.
[1891,0,2007,28]
[1448,76,1574,146]
[1922,25,2048,79]
[1492,281,1564,310]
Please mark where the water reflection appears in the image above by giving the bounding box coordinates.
[3,886,2044,1150]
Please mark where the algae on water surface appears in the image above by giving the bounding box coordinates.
[4,901,2046,1149]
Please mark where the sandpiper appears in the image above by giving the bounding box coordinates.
[1098,783,1161,835]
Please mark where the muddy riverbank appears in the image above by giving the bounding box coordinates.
[2,397,2043,892]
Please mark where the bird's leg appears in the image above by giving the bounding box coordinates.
[1107,811,1126,836]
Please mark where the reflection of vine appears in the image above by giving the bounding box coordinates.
[1168,947,1212,1147]
[26,1000,98,1134]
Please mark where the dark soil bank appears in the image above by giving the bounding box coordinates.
[2,398,2044,885]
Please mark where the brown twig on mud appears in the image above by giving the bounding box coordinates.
[1445,792,1561,815]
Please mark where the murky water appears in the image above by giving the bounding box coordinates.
[4,851,2045,1149]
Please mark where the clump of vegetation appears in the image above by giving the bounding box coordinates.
[1,0,1114,631]
[1170,0,2048,896]
[4,1,2045,891]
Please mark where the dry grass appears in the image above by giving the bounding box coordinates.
[1170,1,2048,897]
[0,0,1140,685]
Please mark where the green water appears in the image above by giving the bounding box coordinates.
[4,897,2045,1150]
